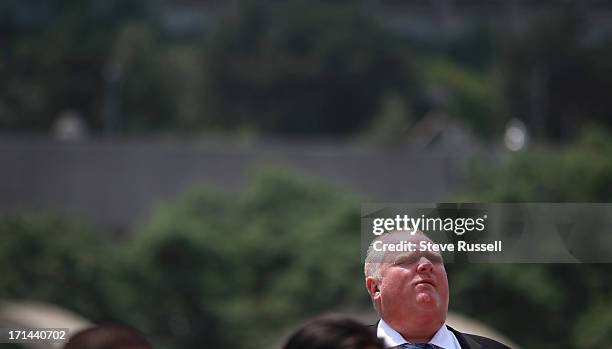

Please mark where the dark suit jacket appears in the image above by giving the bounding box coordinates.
[447,325,510,349]
[370,323,511,349]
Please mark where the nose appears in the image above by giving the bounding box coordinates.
[417,257,433,273]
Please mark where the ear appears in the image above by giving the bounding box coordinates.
[366,276,381,299]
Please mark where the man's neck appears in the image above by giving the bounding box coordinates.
[393,317,445,343]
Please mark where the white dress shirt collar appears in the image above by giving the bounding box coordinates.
[377,319,461,349]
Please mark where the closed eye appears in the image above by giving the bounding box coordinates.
[424,252,443,264]
[393,254,419,266]
[394,252,443,265]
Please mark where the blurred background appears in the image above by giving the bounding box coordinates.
[2,0,612,348]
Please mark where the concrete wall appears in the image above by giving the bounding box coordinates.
[0,138,466,231]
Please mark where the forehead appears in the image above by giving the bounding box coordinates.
[382,232,430,244]
[375,233,442,264]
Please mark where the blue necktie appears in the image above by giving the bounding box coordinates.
[402,343,437,349]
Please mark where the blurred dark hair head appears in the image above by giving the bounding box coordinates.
[64,323,151,349]
[283,315,384,349]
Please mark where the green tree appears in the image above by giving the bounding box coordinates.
[419,56,500,139]
[202,0,416,136]
[115,168,366,349]
[499,5,612,141]
[111,22,206,134]
[0,0,148,131]
[0,214,112,319]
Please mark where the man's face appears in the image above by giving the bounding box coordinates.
[372,234,449,329]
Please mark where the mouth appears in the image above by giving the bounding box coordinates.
[414,280,436,287]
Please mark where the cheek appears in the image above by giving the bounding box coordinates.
[381,269,413,293]
[439,280,449,296]
[436,270,450,298]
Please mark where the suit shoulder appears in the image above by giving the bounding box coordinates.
[463,333,512,349]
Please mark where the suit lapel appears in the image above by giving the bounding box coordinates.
[369,321,378,335]
[447,325,482,349]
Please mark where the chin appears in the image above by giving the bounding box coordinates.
[415,292,441,307]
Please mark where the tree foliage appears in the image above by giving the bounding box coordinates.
[0,214,112,318]
[0,0,147,130]
[118,168,365,349]
[499,5,612,141]
[2,0,419,137]
[202,0,415,136]
[8,1,612,142]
